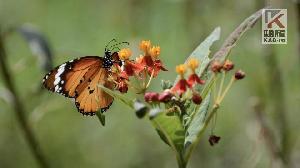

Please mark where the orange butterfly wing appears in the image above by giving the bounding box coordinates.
[43,56,115,115]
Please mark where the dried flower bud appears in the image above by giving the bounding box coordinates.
[209,135,221,146]
[222,59,234,71]
[234,69,245,80]
[144,92,159,102]
[192,93,202,105]
[210,61,223,73]
[158,90,173,103]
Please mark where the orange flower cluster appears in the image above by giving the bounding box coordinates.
[171,58,205,104]
[136,40,167,77]
[111,40,167,93]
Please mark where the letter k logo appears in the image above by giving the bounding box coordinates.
[267,13,285,28]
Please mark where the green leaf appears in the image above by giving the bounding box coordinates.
[184,93,211,160]
[150,109,185,164]
[151,28,221,167]
[151,111,185,150]
[96,111,105,126]
[98,84,134,109]
[174,27,221,83]
[155,128,170,146]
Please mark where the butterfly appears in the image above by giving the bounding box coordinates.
[42,39,128,116]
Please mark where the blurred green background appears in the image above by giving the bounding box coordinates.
[0,0,299,167]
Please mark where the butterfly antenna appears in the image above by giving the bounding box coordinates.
[110,47,121,52]
[108,41,129,51]
[105,39,117,51]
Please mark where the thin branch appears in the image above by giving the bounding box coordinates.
[251,98,284,167]
[212,8,265,62]
[264,45,290,166]
[200,8,265,82]
[184,8,266,165]
[0,28,49,168]
[296,1,300,66]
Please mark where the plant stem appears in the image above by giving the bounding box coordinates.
[264,45,290,165]
[297,1,300,66]
[213,74,217,100]
[145,69,154,89]
[183,102,219,162]
[176,154,187,168]
[251,98,284,167]
[218,76,235,104]
[0,29,49,168]
[184,8,264,165]
[151,117,186,168]
[217,71,225,99]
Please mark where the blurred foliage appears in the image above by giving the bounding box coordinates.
[0,0,299,168]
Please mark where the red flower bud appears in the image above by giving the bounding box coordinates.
[211,61,223,73]
[144,92,159,102]
[192,93,202,104]
[158,91,173,103]
[234,70,245,80]
[222,60,234,71]
[118,81,128,93]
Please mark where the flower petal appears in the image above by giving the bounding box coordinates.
[148,60,167,77]
[171,79,189,95]
[118,80,128,93]
[187,74,205,87]
[124,61,144,76]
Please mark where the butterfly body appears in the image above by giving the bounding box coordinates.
[43,52,120,116]
[102,51,115,68]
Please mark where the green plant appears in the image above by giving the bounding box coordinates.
[97,9,263,168]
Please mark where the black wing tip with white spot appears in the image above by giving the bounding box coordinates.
[42,60,76,98]
[42,71,53,91]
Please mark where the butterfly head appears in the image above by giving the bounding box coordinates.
[103,39,129,68]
